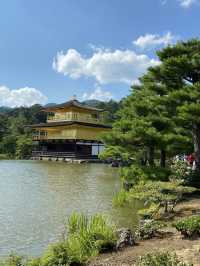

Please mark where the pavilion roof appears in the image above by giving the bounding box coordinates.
[28,121,112,129]
[43,99,104,112]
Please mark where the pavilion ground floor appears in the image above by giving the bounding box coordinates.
[32,139,105,161]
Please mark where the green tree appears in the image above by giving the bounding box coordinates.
[149,39,200,171]
[102,39,200,175]
[15,135,33,159]
[0,104,45,158]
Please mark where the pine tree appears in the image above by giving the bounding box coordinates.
[149,39,200,171]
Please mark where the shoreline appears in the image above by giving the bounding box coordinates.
[89,196,200,266]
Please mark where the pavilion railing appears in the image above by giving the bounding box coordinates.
[47,113,104,124]
[32,151,98,158]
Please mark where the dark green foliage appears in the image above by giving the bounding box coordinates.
[183,171,200,188]
[173,216,200,238]
[119,164,172,193]
[137,252,188,266]
[0,104,46,158]
[102,39,200,189]
[15,136,33,159]
[83,99,121,124]
[0,135,17,157]
[142,166,172,182]
[120,165,147,188]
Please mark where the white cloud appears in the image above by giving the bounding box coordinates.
[133,32,175,50]
[161,0,167,5]
[82,86,113,102]
[53,48,159,85]
[0,86,47,107]
[162,0,197,7]
[178,0,196,8]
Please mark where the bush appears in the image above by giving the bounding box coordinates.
[142,166,172,182]
[0,254,24,266]
[173,215,200,238]
[184,171,200,188]
[15,135,32,159]
[170,160,191,181]
[135,219,163,240]
[170,159,200,188]
[26,258,41,266]
[128,181,196,218]
[120,165,147,188]
[120,165,172,193]
[137,252,188,266]
[40,242,70,266]
[137,203,160,219]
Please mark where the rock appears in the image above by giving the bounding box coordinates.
[111,160,119,167]
[116,228,135,250]
[123,181,134,191]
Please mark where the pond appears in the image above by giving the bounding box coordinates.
[0,160,141,257]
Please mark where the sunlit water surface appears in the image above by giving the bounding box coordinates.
[0,160,141,257]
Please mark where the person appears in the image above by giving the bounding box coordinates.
[186,153,195,166]
[192,160,196,171]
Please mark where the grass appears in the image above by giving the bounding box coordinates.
[67,213,117,264]
[0,154,9,160]
[112,189,129,207]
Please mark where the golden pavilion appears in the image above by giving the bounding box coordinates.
[30,98,111,160]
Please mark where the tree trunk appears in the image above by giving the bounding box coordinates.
[148,146,155,166]
[164,201,168,214]
[160,149,166,168]
[192,123,200,171]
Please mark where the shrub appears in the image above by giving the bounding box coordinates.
[173,215,200,238]
[0,254,24,266]
[40,242,70,266]
[135,219,163,240]
[26,258,41,266]
[183,171,200,188]
[137,252,188,266]
[128,181,196,218]
[120,165,147,188]
[142,166,172,182]
[170,159,200,188]
[170,160,191,181]
[15,135,32,159]
[137,203,160,219]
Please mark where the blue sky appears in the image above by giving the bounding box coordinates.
[0,0,200,107]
